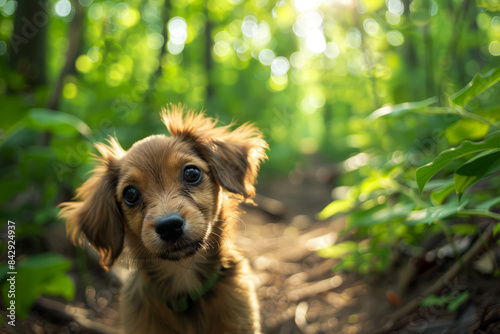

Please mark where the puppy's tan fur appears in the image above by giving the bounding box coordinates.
[59,106,267,333]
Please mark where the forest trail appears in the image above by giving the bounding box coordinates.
[3,160,499,334]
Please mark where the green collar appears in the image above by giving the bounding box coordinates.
[145,272,220,313]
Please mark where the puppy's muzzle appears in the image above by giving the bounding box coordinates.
[155,214,185,241]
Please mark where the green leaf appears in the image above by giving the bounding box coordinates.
[317,199,353,220]
[450,68,500,108]
[445,108,500,145]
[366,97,438,121]
[348,203,416,227]
[416,131,500,194]
[430,181,455,205]
[447,291,469,312]
[0,253,74,320]
[26,108,92,138]
[477,196,500,210]
[454,150,500,200]
[318,241,358,258]
[445,119,490,146]
[420,295,447,307]
[407,201,468,226]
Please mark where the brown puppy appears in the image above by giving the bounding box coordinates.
[59,105,267,333]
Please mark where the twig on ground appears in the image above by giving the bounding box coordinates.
[375,224,495,334]
[34,296,122,334]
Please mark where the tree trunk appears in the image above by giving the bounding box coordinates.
[8,0,49,90]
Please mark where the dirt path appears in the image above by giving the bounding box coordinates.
[3,160,500,333]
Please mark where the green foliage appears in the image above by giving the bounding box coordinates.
[319,68,500,273]
[421,291,470,312]
[0,253,74,320]
[416,132,500,195]
[1,0,500,317]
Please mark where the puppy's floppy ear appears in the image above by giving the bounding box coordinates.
[204,124,267,200]
[58,138,125,270]
[162,104,268,201]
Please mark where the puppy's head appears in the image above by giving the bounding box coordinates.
[59,106,267,268]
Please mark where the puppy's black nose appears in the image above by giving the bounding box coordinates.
[155,214,185,241]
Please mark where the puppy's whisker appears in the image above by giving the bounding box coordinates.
[210,231,229,251]
[197,243,208,260]
[226,215,247,231]
[213,225,232,243]
[60,109,265,333]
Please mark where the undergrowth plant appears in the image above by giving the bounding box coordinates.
[318,67,500,275]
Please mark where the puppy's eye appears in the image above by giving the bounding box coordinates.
[123,185,141,206]
[183,165,202,185]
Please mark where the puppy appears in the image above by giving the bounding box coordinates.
[59,105,267,334]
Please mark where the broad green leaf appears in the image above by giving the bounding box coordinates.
[317,199,353,220]
[445,108,500,145]
[430,181,455,205]
[0,253,74,320]
[447,291,469,312]
[476,196,500,210]
[348,203,415,227]
[416,131,500,194]
[318,241,358,258]
[449,68,500,108]
[421,294,453,308]
[454,150,500,200]
[445,119,490,146]
[39,273,75,300]
[26,108,92,138]
[366,97,438,121]
[407,201,468,225]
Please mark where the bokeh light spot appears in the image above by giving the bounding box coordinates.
[147,32,165,50]
[89,3,103,20]
[346,28,361,49]
[325,42,340,59]
[169,17,188,45]
[63,82,77,99]
[489,41,500,56]
[387,0,404,16]
[259,49,275,66]
[294,0,320,12]
[2,1,16,16]
[271,57,290,76]
[386,31,404,46]
[55,0,71,17]
[492,16,500,31]
[75,55,92,73]
[167,40,184,54]
[290,52,306,68]
[241,16,259,38]
[214,41,231,58]
[385,11,401,25]
[306,30,326,53]
[269,74,288,91]
[430,0,438,16]
[87,46,99,63]
[363,18,379,35]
